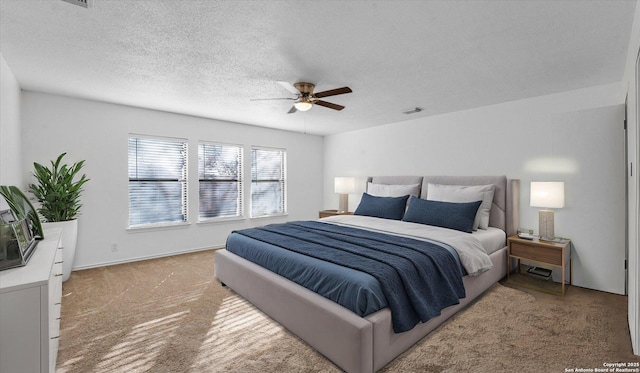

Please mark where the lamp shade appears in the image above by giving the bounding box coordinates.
[334,177,355,194]
[530,182,565,208]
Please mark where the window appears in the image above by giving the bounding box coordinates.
[198,142,243,221]
[128,136,187,227]
[251,147,286,217]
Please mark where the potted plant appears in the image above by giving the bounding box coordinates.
[29,153,89,281]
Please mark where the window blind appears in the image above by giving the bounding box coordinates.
[128,136,187,227]
[251,147,286,217]
[198,143,243,220]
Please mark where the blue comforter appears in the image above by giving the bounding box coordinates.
[228,221,466,333]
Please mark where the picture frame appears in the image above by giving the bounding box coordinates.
[0,209,16,224]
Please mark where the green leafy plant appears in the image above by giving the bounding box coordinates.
[0,185,44,238]
[29,153,90,222]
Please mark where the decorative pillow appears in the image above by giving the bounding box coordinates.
[354,193,410,220]
[426,183,495,230]
[402,196,482,233]
[367,182,421,198]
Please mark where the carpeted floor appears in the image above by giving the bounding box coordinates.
[56,249,639,373]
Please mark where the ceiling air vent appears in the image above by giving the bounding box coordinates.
[402,107,424,115]
[61,0,92,8]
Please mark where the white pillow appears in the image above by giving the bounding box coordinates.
[367,182,421,198]
[426,183,495,230]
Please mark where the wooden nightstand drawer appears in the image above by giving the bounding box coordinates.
[510,242,562,266]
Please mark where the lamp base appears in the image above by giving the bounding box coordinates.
[338,194,349,213]
[538,209,555,240]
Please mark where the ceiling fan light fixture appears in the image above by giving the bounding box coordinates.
[294,98,313,112]
[260,81,351,114]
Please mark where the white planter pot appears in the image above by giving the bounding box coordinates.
[42,219,78,282]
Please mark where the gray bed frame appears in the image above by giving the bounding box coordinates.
[215,176,519,373]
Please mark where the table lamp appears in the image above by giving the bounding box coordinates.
[334,177,355,213]
[530,182,565,240]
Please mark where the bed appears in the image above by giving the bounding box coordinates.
[215,175,519,373]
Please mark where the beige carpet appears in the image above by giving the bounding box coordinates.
[57,249,638,373]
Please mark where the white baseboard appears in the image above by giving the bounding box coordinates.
[71,245,225,271]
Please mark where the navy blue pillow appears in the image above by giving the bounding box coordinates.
[354,193,409,220]
[402,196,482,233]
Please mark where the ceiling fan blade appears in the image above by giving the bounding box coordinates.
[250,97,296,101]
[287,105,297,114]
[315,100,345,111]
[314,87,352,98]
[277,81,300,95]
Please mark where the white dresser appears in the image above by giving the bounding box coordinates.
[0,228,63,373]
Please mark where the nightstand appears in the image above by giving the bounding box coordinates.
[319,210,354,218]
[507,235,571,295]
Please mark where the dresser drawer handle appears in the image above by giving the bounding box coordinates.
[50,336,60,340]
[55,302,61,306]
[55,261,63,264]
[54,273,63,277]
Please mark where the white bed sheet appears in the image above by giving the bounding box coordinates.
[471,227,506,255]
[320,215,495,276]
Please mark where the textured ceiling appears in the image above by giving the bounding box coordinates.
[0,0,635,136]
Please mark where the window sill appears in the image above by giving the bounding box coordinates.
[127,221,191,233]
[197,216,245,225]
[250,213,289,220]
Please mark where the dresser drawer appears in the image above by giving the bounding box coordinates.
[54,247,63,272]
[510,242,562,266]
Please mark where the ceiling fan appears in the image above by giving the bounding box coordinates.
[252,81,352,114]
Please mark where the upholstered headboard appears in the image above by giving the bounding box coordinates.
[366,175,520,237]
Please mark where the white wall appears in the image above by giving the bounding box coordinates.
[0,53,23,186]
[21,91,324,269]
[324,83,626,295]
